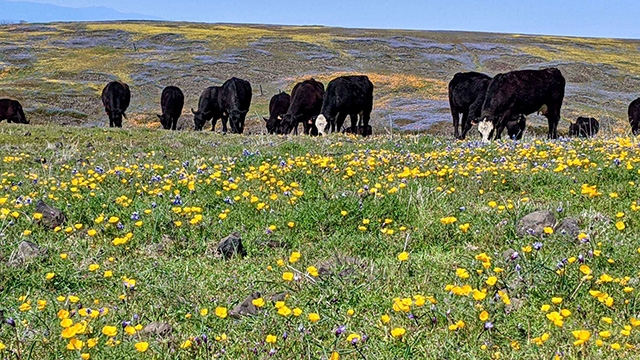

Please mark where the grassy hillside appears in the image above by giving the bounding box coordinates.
[1,21,639,136]
[0,124,639,359]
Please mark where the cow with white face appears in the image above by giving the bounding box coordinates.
[479,68,565,141]
[315,114,328,135]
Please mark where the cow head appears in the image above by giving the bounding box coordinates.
[192,108,209,131]
[110,109,125,128]
[157,114,172,130]
[568,122,579,137]
[12,103,29,124]
[229,109,248,134]
[278,113,296,134]
[478,118,494,142]
[264,115,282,134]
[315,114,328,136]
[631,121,639,136]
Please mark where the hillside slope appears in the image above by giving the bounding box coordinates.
[0,21,639,136]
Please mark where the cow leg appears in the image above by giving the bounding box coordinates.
[349,113,358,134]
[172,119,177,131]
[336,113,348,132]
[211,118,218,132]
[458,112,470,140]
[362,111,371,137]
[302,118,310,135]
[546,110,560,140]
[221,116,228,134]
[452,110,460,139]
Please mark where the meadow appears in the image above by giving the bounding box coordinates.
[0,124,639,359]
[2,20,640,360]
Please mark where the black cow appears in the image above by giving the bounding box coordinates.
[316,75,374,136]
[448,72,492,139]
[280,79,324,135]
[343,125,373,136]
[629,98,640,136]
[157,86,184,130]
[263,92,290,134]
[0,99,28,124]
[219,77,252,134]
[478,68,565,141]
[568,116,599,138]
[192,86,223,131]
[101,81,131,128]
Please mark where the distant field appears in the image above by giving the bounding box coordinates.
[1,21,639,136]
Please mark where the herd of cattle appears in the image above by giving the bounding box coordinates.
[103,75,374,137]
[1,68,640,139]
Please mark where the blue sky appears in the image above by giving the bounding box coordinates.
[7,0,640,39]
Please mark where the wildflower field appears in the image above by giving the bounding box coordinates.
[0,125,639,359]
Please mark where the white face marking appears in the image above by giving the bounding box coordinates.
[316,115,327,135]
[478,120,494,142]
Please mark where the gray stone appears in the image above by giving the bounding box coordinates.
[502,248,518,261]
[142,322,173,338]
[217,232,246,260]
[230,292,261,318]
[556,218,581,238]
[35,200,66,229]
[8,241,47,266]
[269,292,288,302]
[516,211,556,237]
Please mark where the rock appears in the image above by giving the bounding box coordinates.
[317,254,368,280]
[502,248,518,261]
[516,211,556,237]
[217,232,246,260]
[556,218,580,238]
[269,292,288,302]
[8,241,47,266]
[35,200,66,229]
[141,322,173,338]
[230,292,261,318]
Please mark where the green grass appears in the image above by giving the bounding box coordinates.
[0,124,639,359]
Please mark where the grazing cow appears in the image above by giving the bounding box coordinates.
[263,92,290,134]
[316,75,374,136]
[192,86,223,131]
[219,77,252,134]
[157,86,184,130]
[629,98,640,136]
[477,68,565,141]
[280,79,324,135]
[0,99,28,124]
[343,125,373,136]
[101,81,131,128]
[568,116,599,138]
[448,72,492,139]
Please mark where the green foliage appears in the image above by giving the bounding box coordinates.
[0,125,639,359]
